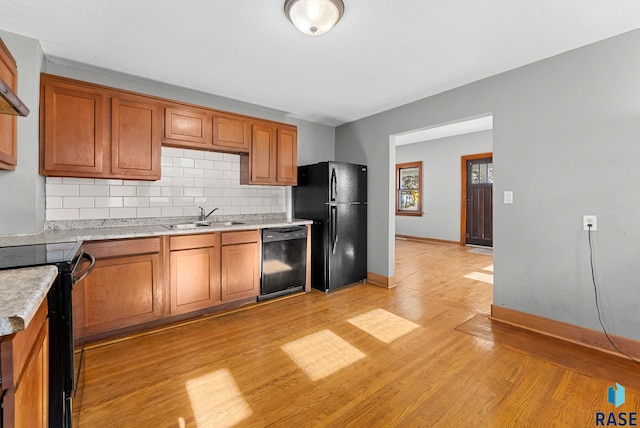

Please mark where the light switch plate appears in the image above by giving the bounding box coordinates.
[504,191,513,204]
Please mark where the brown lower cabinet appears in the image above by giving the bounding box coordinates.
[168,233,221,315]
[1,299,49,428]
[77,230,264,342]
[221,230,260,302]
[80,238,163,337]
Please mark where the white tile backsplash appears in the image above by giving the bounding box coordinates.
[123,197,149,208]
[79,208,110,220]
[136,207,162,218]
[45,147,287,221]
[95,197,123,208]
[80,185,110,197]
[47,184,79,197]
[110,186,137,197]
[46,208,79,220]
[110,207,137,218]
[63,197,94,208]
[46,197,63,209]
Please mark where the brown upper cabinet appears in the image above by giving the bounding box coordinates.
[163,105,211,148]
[162,106,250,153]
[276,126,297,185]
[0,39,19,171]
[40,74,161,180]
[212,112,250,152]
[111,95,161,179]
[40,74,297,184]
[240,121,297,186]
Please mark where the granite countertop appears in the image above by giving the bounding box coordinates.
[0,265,58,336]
[0,216,313,247]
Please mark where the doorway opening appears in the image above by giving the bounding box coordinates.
[389,114,494,288]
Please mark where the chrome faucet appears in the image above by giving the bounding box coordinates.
[198,207,219,221]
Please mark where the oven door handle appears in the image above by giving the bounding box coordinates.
[73,252,95,283]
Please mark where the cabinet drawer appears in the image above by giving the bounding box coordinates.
[170,233,219,251]
[221,230,259,246]
[83,237,161,259]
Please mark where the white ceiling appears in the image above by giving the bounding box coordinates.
[1,0,639,127]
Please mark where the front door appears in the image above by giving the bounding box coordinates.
[465,156,493,247]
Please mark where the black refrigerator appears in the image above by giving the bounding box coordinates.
[293,162,367,292]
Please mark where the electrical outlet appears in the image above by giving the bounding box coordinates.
[583,215,597,231]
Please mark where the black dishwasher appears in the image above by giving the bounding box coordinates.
[259,226,307,301]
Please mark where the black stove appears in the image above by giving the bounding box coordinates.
[0,241,83,270]
[0,240,93,428]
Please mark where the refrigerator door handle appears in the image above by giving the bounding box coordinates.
[330,168,337,202]
[331,205,338,254]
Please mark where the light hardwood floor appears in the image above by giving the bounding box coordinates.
[75,239,639,427]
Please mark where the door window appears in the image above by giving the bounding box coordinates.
[471,162,493,184]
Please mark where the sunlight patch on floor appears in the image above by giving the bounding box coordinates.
[464,271,494,284]
[483,264,493,272]
[184,368,252,428]
[348,308,419,344]
[281,329,365,381]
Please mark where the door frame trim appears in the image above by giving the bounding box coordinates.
[460,152,493,245]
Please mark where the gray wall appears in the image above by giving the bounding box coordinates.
[395,130,493,242]
[0,30,335,235]
[336,29,640,340]
[0,30,44,235]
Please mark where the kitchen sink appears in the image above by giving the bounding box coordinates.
[208,221,245,227]
[165,221,244,229]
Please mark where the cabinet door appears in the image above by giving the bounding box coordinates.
[111,95,161,180]
[83,253,163,336]
[12,323,48,428]
[276,126,297,185]
[40,78,108,176]
[163,105,211,148]
[248,122,276,184]
[0,39,18,170]
[170,246,221,315]
[1,300,49,428]
[212,112,250,153]
[240,122,298,186]
[221,242,260,302]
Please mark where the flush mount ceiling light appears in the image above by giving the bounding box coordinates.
[284,0,345,36]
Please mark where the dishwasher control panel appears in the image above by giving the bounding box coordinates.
[262,226,308,243]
